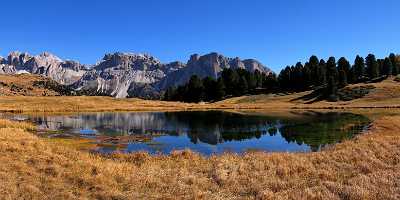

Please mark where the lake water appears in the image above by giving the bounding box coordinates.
[7,111,370,155]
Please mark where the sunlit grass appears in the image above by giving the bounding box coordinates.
[0,117,399,199]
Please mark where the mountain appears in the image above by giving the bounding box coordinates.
[157,52,270,90]
[0,51,272,99]
[0,51,86,85]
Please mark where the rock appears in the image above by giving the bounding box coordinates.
[0,51,272,99]
[157,52,272,90]
[72,52,169,98]
[1,51,88,85]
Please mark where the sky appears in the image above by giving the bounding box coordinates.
[0,0,399,72]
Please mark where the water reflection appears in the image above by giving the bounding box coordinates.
[8,111,370,155]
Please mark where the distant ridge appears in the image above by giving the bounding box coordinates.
[0,51,272,99]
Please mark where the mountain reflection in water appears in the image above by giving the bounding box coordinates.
[15,111,370,155]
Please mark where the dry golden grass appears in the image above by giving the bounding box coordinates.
[1,77,400,113]
[218,78,400,110]
[0,119,36,131]
[0,116,399,199]
[0,96,195,113]
[0,74,62,96]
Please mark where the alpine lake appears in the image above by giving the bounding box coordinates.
[5,111,371,155]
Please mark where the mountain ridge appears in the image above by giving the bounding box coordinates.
[0,51,272,99]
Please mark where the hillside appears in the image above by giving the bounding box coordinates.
[216,77,400,109]
[0,76,399,113]
[0,74,72,97]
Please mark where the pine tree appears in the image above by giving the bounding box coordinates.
[163,86,177,101]
[353,55,365,82]
[326,75,338,101]
[309,55,319,85]
[326,57,338,81]
[221,69,239,95]
[238,76,249,95]
[366,54,379,79]
[215,78,226,101]
[202,77,217,101]
[325,57,339,98]
[317,59,327,86]
[246,72,257,91]
[278,66,292,89]
[338,57,351,84]
[254,70,263,87]
[338,70,348,88]
[382,57,393,76]
[187,75,204,103]
[389,53,399,75]
[264,73,278,91]
[303,62,312,88]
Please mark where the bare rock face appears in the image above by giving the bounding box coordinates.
[1,51,271,99]
[0,51,87,85]
[7,51,31,68]
[72,52,178,98]
[157,52,271,90]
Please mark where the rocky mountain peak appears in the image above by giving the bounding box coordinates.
[157,52,272,90]
[97,52,161,71]
[242,59,268,73]
[7,51,31,67]
[0,50,271,99]
[36,52,63,63]
[188,54,200,65]
[61,60,86,71]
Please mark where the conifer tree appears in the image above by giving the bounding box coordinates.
[317,59,327,85]
[238,76,248,94]
[338,57,351,85]
[353,55,365,82]
[382,57,393,76]
[309,55,319,85]
[187,75,204,103]
[325,57,339,98]
[389,53,399,75]
[366,54,379,79]
[215,78,226,101]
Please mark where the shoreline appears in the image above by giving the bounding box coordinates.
[0,115,398,199]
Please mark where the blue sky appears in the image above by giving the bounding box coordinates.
[0,0,399,72]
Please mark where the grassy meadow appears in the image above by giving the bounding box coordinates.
[0,75,400,199]
[0,77,400,113]
[0,115,399,199]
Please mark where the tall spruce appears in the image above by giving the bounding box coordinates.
[382,57,393,76]
[215,78,226,101]
[202,77,217,101]
[353,55,365,82]
[221,69,240,95]
[238,76,249,94]
[389,53,399,75]
[317,59,327,86]
[303,62,313,88]
[337,57,350,86]
[186,75,204,103]
[366,54,380,79]
[309,55,320,85]
[326,57,338,98]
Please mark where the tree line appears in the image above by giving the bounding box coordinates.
[163,68,278,102]
[278,53,399,100]
[164,53,399,103]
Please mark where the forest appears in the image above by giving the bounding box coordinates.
[163,53,400,103]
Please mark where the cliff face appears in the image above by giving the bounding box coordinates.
[157,52,271,90]
[0,51,271,99]
[0,51,87,85]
